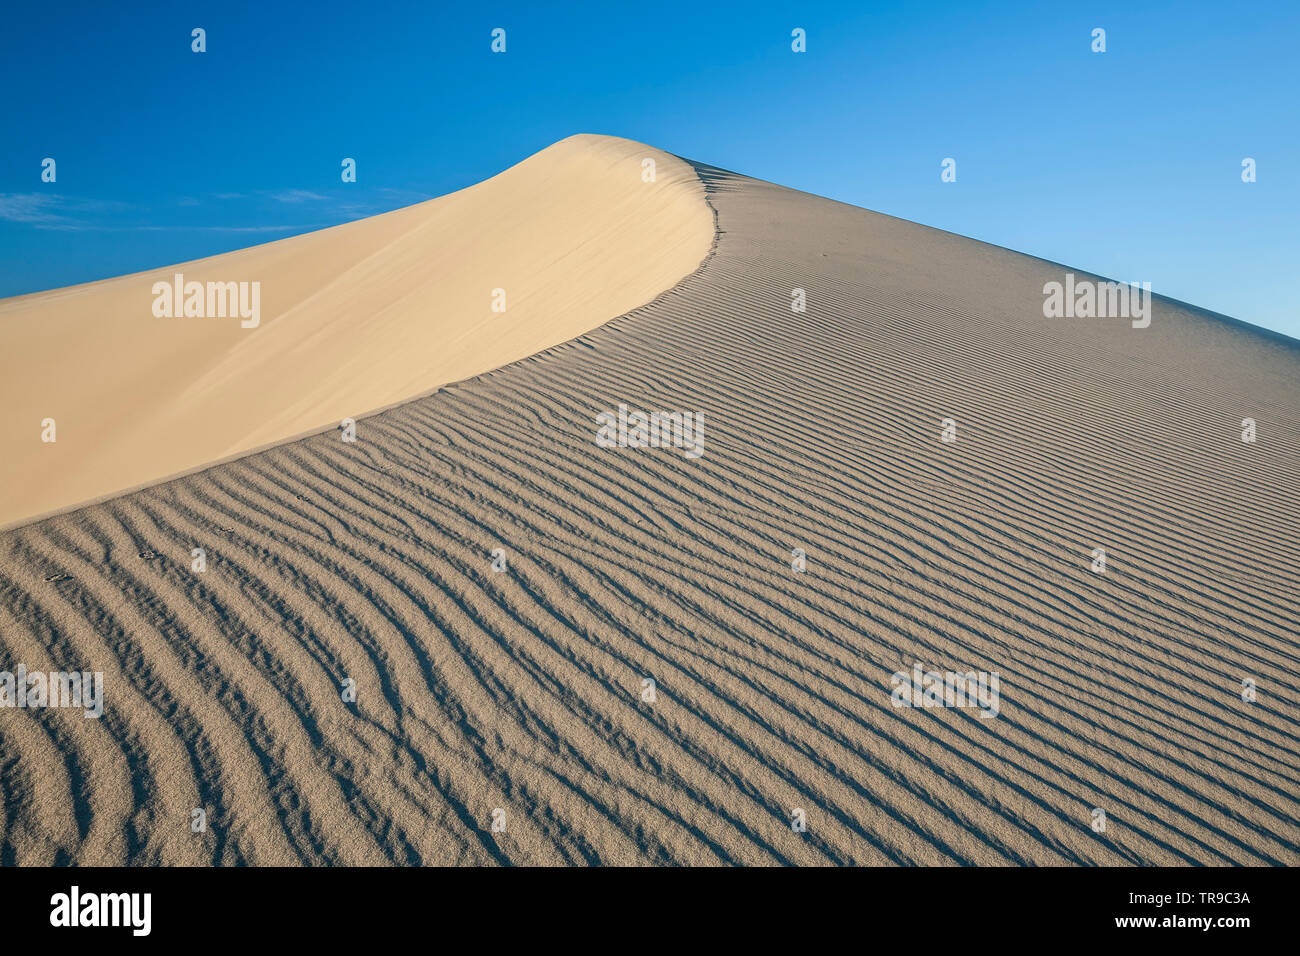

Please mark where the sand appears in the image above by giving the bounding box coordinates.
[0,135,713,528]
[0,139,1297,865]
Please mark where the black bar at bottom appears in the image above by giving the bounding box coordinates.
[0,865,1278,943]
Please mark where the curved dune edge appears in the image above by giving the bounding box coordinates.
[0,134,715,528]
[0,158,1297,866]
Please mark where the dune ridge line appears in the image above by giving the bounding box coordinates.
[0,142,1296,866]
[0,135,715,528]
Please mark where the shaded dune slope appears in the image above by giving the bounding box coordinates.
[1,157,1298,865]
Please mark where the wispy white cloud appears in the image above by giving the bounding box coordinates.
[0,195,326,235]
[0,193,131,230]
[270,189,328,203]
[0,193,71,226]
[130,223,330,233]
[1,187,408,236]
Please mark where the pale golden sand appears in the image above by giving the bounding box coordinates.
[0,141,1297,865]
[0,135,712,527]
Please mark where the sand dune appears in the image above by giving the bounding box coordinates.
[1,138,1298,865]
[0,135,712,528]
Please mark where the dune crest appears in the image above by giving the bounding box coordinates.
[0,135,714,527]
[2,146,1296,867]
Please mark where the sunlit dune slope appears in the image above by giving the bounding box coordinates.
[0,135,714,527]
[1,145,1296,867]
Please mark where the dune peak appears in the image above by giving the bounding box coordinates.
[0,135,714,526]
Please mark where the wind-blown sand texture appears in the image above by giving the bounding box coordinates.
[0,135,712,527]
[1,138,1297,865]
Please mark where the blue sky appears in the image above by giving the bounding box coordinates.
[2,0,1296,337]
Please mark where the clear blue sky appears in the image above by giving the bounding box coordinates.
[2,0,1296,337]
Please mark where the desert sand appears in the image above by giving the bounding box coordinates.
[0,135,712,528]
[0,137,1297,865]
